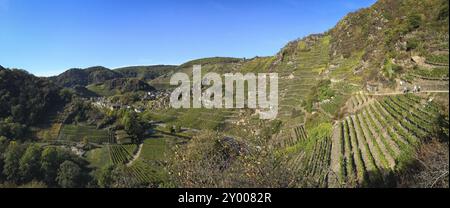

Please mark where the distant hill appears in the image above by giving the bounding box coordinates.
[87,78,155,97]
[178,57,243,68]
[103,78,155,92]
[50,66,123,88]
[114,65,178,80]
[51,65,178,89]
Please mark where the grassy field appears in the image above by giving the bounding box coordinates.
[86,84,120,97]
[140,138,171,161]
[35,123,63,140]
[58,124,110,144]
[85,146,111,168]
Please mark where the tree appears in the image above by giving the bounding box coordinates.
[96,164,115,188]
[406,39,419,51]
[407,14,422,31]
[11,104,25,123]
[59,88,73,102]
[2,142,24,183]
[56,161,81,188]
[122,112,144,138]
[437,1,449,21]
[382,59,402,80]
[19,144,42,182]
[40,147,59,185]
[0,136,8,180]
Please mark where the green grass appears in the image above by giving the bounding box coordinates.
[329,51,364,80]
[116,130,133,144]
[36,123,62,140]
[85,146,111,168]
[140,138,169,161]
[409,66,449,79]
[58,125,110,143]
[86,84,120,97]
[426,54,449,66]
[171,108,232,130]
[321,94,350,117]
[122,137,183,186]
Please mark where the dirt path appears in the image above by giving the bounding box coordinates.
[342,90,449,97]
[328,122,343,187]
[126,143,144,167]
[366,90,449,96]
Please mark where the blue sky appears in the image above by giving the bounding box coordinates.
[0,0,376,76]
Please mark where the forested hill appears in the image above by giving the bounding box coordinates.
[0,68,66,138]
[114,65,178,80]
[0,68,64,123]
[50,66,123,88]
[50,65,178,88]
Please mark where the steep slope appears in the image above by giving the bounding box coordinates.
[161,0,448,188]
[0,68,68,140]
[328,0,448,83]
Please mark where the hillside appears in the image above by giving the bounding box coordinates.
[0,0,448,188]
[87,78,156,96]
[114,65,178,81]
[51,66,123,88]
[157,0,449,188]
[52,65,179,89]
[0,68,67,140]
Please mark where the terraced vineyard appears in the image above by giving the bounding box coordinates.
[57,125,110,144]
[124,161,155,184]
[36,123,63,140]
[173,108,238,130]
[345,93,373,113]
[101,136,179,186]
[404,66,449,81]
[329,94,440,187]
[276,36,329,122]
[300,137,332,187]
[284,134,332,188]
[108,144,136,165]
[272,125,308,148]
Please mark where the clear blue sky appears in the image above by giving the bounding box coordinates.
[0,0,376,76]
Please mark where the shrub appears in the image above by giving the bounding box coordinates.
[382,59,403,80]
[437,1,449,21]
[406,39,419,51]
[407,14,422,31]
